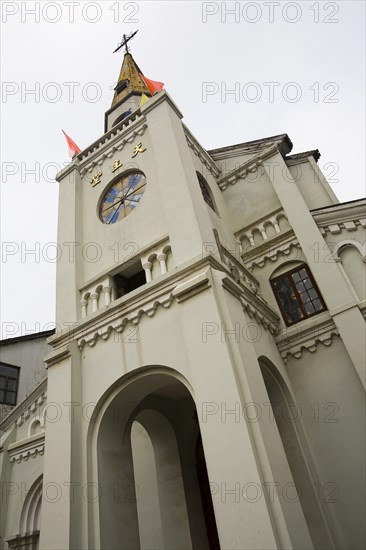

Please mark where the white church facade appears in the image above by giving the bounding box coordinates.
[1,50,365,550]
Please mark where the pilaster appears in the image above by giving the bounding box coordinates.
[265,152,366,389]
[39,342,82,550]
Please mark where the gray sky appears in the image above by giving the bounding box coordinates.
[1,0,365,338]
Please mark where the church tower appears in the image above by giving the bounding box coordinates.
[3,39,363,550]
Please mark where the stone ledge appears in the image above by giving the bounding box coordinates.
[275,312,339,362]
[8,434,45,465]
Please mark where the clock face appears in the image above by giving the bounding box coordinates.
[99,172,147,224]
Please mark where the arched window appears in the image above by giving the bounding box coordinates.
[197,172,217,212]
[6,475,43,550]
[271,263,326,325]
[112,108,133,127]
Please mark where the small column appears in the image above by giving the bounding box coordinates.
[90,293,99,313]
[247,232,255,247]
[157,253,167,275]
[259,226,268,240]
[272,219,281,233]
[80,299,88,319]
[142,262,152,283]
[103,286,112,306]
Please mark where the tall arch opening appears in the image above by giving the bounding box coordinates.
[258,357,334,549]
[95,370,221,550]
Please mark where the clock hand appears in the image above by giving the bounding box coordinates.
[108,202,124,224]
[107,193,132,223]
[104,183,145,216]
[102,196,125,214]
[123,173,141,198]
[124,183,146,200]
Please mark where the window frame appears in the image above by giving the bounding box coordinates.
[270,264,326,326]
[0,362,20,406]
[196,172,217,213]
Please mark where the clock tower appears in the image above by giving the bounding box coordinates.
[43,49,290,550]
[31,46,365,550]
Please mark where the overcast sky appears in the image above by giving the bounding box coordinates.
[1,0,365,339]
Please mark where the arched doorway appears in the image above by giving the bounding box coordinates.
[94,369,220,550]
[259,357,334,549]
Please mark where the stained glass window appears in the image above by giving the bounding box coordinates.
[271,265,326,325]
[100,172,147,224]
[0,363,20,406]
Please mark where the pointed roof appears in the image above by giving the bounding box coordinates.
[111,53,150,108]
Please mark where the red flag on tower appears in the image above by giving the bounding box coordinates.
[62,130,81,157]
[140,74,164,95]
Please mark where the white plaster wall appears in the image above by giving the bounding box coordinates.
[222,168,281,232]
[288,161,337,210]
[285,341,366,550]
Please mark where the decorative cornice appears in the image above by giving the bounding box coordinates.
[79,123,148,178]
[275,313,339,362]
[242,235,301,270]
[77,289,175,349]
[47,258,217,351]
[44,346,71,368]
[285,150,320,165]
[8,433,45,465]
[0,379,47,432]
[311,199,366,232]
[240,298,279,335]
[217,144,278,190]
[213,230,260,292]
[213,231,279,332]
[78,269,213,348]
[173,269,212,303]
[208,133,292,160]
[47,251,280,352]
[184,126,221,178]
[222,277,279,335]
[249,241,301,269]
[15,392,47,428]
[318,219,365,236]
[78,110,144,163]
[55,111,145,182]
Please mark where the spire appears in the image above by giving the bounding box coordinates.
[111,52,150,108]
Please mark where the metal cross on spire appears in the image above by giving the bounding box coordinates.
[113,30,139,54]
